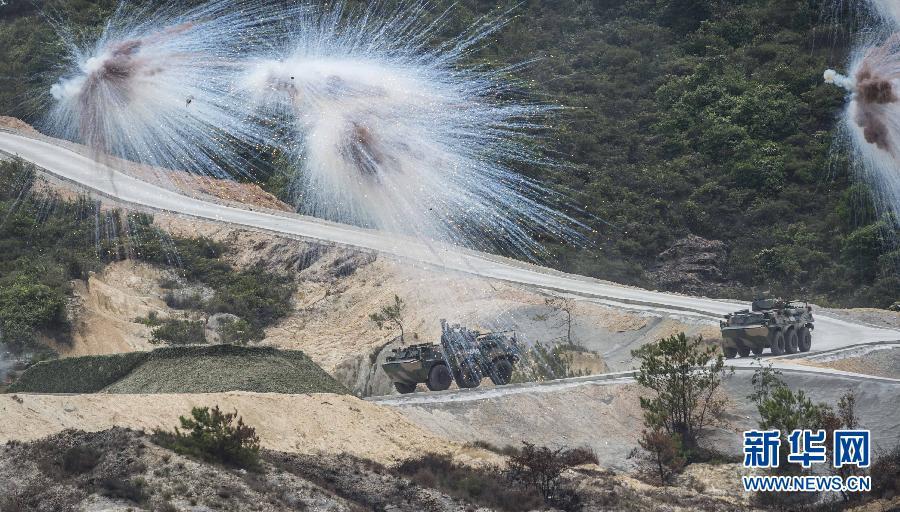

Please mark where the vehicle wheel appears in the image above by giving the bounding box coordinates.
[489,359,514,386]
[738,347,751,358]
[393,381,416,394]
[770,331,785,356]
[752,346,765,357]
[786,329,799,354]
[798,327,812,352]
[723,346,738,359]
[426,364,452,391]
[456,364,482,389]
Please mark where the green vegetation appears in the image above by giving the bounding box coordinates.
[747,362,867,507]
[395,453,545,512]
[8,345,349,394]
[125,222,295,337]
[0,159,293,356]
[0,160,99,355]
[152,406,261,471]
[2,1,898,307]
[632,333,728,464]
[216,317,257,345]
[149,318,207,345]
[461,0,898,307]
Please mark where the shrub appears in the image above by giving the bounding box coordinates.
[62,445,102,474]
[204,267,294,330]
[395,453,544,512]
[872,444,900,499]
[750,363,832,474]
[507,442,590,510]
[163,291,205,310]
[150,319,207,345]
[0,274,69,356]
[632,333,728,460]
[99,477,147,503]
[635,429,685,485]
[217,317,262,345]
[135,311,162,327]
[369,295,407,342]
[152,406,261,471]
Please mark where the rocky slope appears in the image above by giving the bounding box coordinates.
[48,207,718,397]
[0,427,755,512]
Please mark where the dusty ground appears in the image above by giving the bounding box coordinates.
[0,116,39,135]
[387,381,647,471]
[788,345,900,380]
[54,261,169,357]
[0,392,498,467]
[815,306,900,331]
[158,215,718,368]
[379,368,900,472]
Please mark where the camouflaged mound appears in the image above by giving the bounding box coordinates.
[8,345,348,395]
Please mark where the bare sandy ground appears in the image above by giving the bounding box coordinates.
[787,345,900,380]
[0,116,39,136]
[0,392,493,465]
[55,261,168,356]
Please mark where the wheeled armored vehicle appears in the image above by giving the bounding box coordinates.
[720,298,814,358]
[382,320,521,394]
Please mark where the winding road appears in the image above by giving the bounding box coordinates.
[2,129,898,357]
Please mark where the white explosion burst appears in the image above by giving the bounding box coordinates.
[46,1,582,256]
[47,1,277,179]
[826,2,900,229]
[870,0,900,25]
[240,2,582,254]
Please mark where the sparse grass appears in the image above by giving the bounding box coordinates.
[394,453,545,512]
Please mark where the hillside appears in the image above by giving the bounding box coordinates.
[1,0,897,308]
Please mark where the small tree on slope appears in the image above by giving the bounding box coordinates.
[370,295,407,343]
[632,333,729,461]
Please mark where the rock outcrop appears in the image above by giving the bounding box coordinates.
[648,235,730,296]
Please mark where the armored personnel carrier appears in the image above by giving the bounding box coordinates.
[382,320,521,394]
[720,298,814,358]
